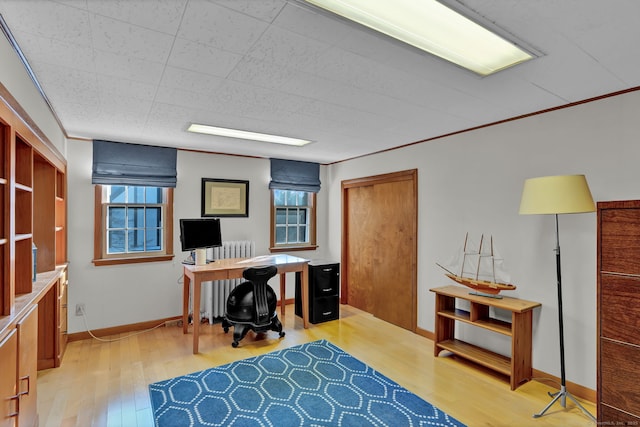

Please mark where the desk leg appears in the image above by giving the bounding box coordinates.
[280,274,286,316]
[301,266,309,329]
[192,278,201,354]
[183,274,190,334]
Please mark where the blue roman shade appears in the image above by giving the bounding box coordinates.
[269,158,321,193]
[92,140,177,187]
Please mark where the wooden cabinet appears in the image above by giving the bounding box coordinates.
[597,200,640,424]
[0,305,38,427]
[38,269,67,369]
[430,285,541,390]
[0,329,18,427]
[17,305,38,427]
[0,78,68,423]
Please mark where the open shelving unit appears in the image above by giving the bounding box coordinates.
[0,83,68,423]
[430,285,541,390]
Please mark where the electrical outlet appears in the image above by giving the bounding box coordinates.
[75,304,85,316]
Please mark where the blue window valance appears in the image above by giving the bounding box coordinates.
[269,158,321,193]
[92,140,177,188]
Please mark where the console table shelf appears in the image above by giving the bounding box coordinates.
[430,285,541,390]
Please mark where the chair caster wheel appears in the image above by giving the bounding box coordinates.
[232,341,239,348]
[223,327,229,333]
[279,331,285,338]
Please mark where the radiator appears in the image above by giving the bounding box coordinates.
[199,240,255,323]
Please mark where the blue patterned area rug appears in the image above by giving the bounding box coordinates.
[149,339,466,427]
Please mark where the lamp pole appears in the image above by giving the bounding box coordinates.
[533,214,594,421]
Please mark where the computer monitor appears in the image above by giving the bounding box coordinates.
[179,218,222,252]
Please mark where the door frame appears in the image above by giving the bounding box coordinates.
[341,169,418,331]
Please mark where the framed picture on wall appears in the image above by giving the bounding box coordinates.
[201,178,249,217]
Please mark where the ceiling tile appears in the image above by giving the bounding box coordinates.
[89,14,175,63]
[211,0,286,23]
[86,0,187,35]
[93,50,166,84]
[167,38,243,78]
[178,0,269,54]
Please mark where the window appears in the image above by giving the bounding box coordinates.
[94,185,174,265]
[270,189,317,252]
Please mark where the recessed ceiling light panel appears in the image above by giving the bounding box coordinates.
[187,124,312,147]
[302,0,535,75]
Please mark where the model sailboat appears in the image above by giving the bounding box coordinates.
[437,233,516,297]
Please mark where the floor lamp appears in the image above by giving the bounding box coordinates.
[519,174,596,421]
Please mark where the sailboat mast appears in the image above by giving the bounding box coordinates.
[461,232,469,277]
[491,236,496,282]
[475,234,484,280]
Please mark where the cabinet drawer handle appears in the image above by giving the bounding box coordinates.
[19,375,30,396]
[322,311,333,316]
[322,268,332,272]
[321,288,333,293]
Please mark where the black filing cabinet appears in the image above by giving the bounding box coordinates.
[295,261,340,324]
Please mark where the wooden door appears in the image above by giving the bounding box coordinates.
[346,185,375,313]
[342,170,417,331]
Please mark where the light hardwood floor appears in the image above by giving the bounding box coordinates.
[37,304,596,427]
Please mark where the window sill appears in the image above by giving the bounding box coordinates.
[269,245,318,253]
[93,254,174,266]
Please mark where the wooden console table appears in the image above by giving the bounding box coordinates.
[430,285,541,390]
[183,254,309,354]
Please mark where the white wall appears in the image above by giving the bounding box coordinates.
[325,90,640,390]
[66,141,329,334]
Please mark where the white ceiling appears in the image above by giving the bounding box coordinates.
[0,0,638,164]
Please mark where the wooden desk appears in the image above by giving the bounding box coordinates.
[430,285,541,390]
[183,255,310,353]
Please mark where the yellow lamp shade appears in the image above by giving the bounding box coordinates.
[519,175,595,215]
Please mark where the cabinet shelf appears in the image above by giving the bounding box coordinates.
[436,308,513,336]
[15,182,33,192]
[431,285,541,390]
[436,338,511,376]
[15,233,33,242]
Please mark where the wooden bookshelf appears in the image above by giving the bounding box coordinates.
[431,285,541,390]
[0,83,68,424]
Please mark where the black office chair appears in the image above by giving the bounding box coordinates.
[222,265,285,347]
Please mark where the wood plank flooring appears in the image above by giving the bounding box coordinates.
[37,304,596,426]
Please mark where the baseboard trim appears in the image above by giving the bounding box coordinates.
[68,298,297,342]
[531,368,596,404]
[280,297,295,307]
[416,326,434,341]
[68,315,181,342]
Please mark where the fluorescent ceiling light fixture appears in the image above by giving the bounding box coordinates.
[303,0,534,75]
[187,123,312,146]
